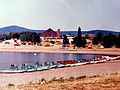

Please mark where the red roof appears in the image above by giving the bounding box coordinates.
[40,28,57,37]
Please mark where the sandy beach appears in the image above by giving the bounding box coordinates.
[0,45,120,55]
[0,60,120,87]
[0,45,120,88]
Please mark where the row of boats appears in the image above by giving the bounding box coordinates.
[0,56,120,73]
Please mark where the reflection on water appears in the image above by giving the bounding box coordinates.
[0,52,108,69]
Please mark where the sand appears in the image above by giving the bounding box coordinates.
[0,45,120,55]
[0,45,120,87]
[5,73,120,90]
[0,60,120,87]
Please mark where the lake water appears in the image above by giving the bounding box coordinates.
[0,52,111,70]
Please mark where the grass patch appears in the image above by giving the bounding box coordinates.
[50,77,57,81]
[76,75,86,79]
[57,77,64,82]
[89,75,99,78]
[8,83,15,86]
[69,76,75,80]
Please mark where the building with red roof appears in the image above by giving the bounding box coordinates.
[40,28,74,44]
[40,28,57,37]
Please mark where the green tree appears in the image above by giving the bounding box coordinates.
[82,37,86,47]
[92,32,103,45]
[8,32,20,39]
[20,32,41,44]
[92,36,98,45]
[73,27,86,48]
[0,34,8,40]
[63,34,69,45]
[75,27,82,47]
[97,32,103,42]
[115,34,120,48]
[102,33,117,48]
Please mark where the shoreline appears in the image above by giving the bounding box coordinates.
[0,46,120,87]
[0,47,120,55]
[0,60,120,86]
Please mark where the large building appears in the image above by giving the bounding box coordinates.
[40,28,58,37]
[40,28,74,44]
[40,28,62,42]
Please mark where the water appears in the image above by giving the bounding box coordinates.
[0,52,111,70]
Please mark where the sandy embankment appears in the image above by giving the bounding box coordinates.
[0,45,120,55]
[0,60,120,86]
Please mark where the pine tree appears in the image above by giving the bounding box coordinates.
[76,27,83,47]
[73,27,86,48]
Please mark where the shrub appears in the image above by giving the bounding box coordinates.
[51,77,57,81]
[69,76,75,79]
[8,83,14,86]
[76,75,86,79]
[89,75,100,78]
[41,78,46,82]
[58,77,64,82]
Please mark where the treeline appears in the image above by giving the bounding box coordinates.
[93,32,120,48]
[64,27,120,48]
[0,32,41,44]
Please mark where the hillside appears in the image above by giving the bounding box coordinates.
[61,30,120,36]
[0,25,119,35]
[0,25,44,34]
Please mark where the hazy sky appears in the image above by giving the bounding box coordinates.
[0,0,120,31]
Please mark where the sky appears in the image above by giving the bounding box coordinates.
[0,0,120,31]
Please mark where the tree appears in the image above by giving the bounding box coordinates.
[82,37,86,47]
[63,34,69,45]
[97,32,103,42]
[102,33,117,48]
[92,36,98,45]
[20,32,41,44]
[0,34,8,40]
[75,27,82,47]
[73,27,86,48]
[115,34,120,48]
[92,32,103,45]
[13,33,20,39]
[8,32,20,39]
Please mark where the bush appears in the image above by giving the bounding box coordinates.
[69,76,75,79]
[41,78,47,82]
[57,77,64,82]
[50,41,55,44]
[51,77,57,81]
[76,75,86,79]
[89,75,98,78]
[8,83,14,86]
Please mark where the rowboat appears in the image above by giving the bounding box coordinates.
[0,69,27,73]
[57,64,65,68]
[70,62,87,66]
[26,68,37,72]
[0,56,119,73]
[40,66,50,70]
[49,65,58,69]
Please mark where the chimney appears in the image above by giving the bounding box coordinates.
[57,29,60,38]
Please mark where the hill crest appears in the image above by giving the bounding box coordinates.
[0,25,119,35]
